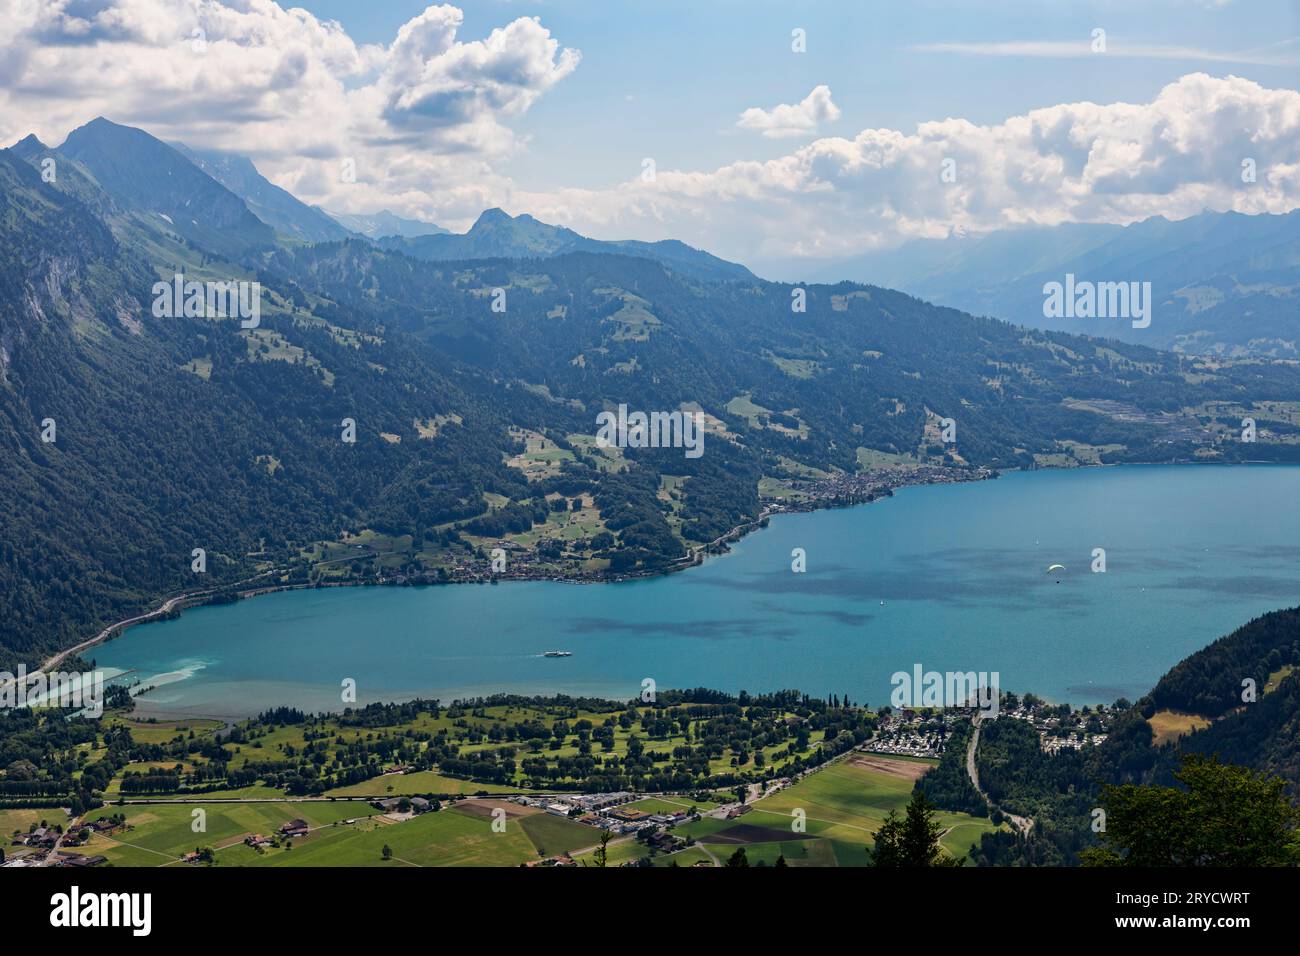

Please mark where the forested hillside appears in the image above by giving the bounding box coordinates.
[930,605,1300,865]
[271,237,1300,473]
[0,146,513,667]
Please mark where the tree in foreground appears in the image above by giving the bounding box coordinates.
[589,829,612,868]
[869,789,963,867]
[1082,754,1300,867]
[725,847,750,867]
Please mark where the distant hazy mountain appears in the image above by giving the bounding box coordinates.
[379,207,757,282]
[57,117,276,259]
[174,144,352,244]
[804,211,1300,357]
[324,208,447,240]
[8,133,48,160]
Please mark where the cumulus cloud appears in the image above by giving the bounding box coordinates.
[511,73,1300,268]
[736,85,841,138]
[0,0,579,225]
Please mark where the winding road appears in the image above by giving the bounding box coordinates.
[966,714,1033,837]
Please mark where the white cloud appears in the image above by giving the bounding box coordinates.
[736,85,841,139]
[0,0,579,225]
[509,73,1300,268]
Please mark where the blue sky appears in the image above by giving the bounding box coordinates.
[295,0,1300,193]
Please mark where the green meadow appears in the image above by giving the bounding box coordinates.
[327,770,518,798]
[575,754,1003,867]
[734,756,1002,864]
[215,804,596,867]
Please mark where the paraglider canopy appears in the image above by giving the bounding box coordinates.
[1046,564,1066,573]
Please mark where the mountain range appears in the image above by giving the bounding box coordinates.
[3,116,1300,672]
[174,143,354,245]
[805,211,1300,357]
[376,208,757,282]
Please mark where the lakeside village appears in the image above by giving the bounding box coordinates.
[868,694,1115,758]
[361,463,995,588]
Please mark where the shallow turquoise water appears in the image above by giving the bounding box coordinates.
[93,464,1300,719]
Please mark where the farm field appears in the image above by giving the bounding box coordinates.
[0,807,67,838]
[81,800,375,866]
[570,752,999,867]
[133,785,291,801]
[107,717,226,746]
[697,754,1001,866]
[654,845,716,867]
[218,802,596,867]
[1146,709,1211,747]
[326,770,520,798]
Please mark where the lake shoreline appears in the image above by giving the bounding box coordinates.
[34,459,1295,705]
[82,461,1300,721]
[34,464,994,678]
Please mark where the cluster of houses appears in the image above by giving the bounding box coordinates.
[866,710,958,757]
[999,701,1113,752]
[641,829,684,854]
[868,703,1114,757]
[242,818,312,851]
[597,804,693,835]
[9,825,59,852]
[371,796,436,816]
[784,464,990,510]
[1040,732,1108,753]
[4,820,122,867]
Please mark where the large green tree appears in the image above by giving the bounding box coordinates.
[870,789,963,866]
[1082,754,1300,867]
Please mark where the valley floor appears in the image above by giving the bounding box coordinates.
[10,750,1000,869]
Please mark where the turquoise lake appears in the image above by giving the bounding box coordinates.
[93,464,1300,720]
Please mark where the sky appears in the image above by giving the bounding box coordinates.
[2,0,1298,274]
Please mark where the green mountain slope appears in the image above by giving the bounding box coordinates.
[58,118,276,260]
[271,238,1300,472]
[0,145,513,668]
